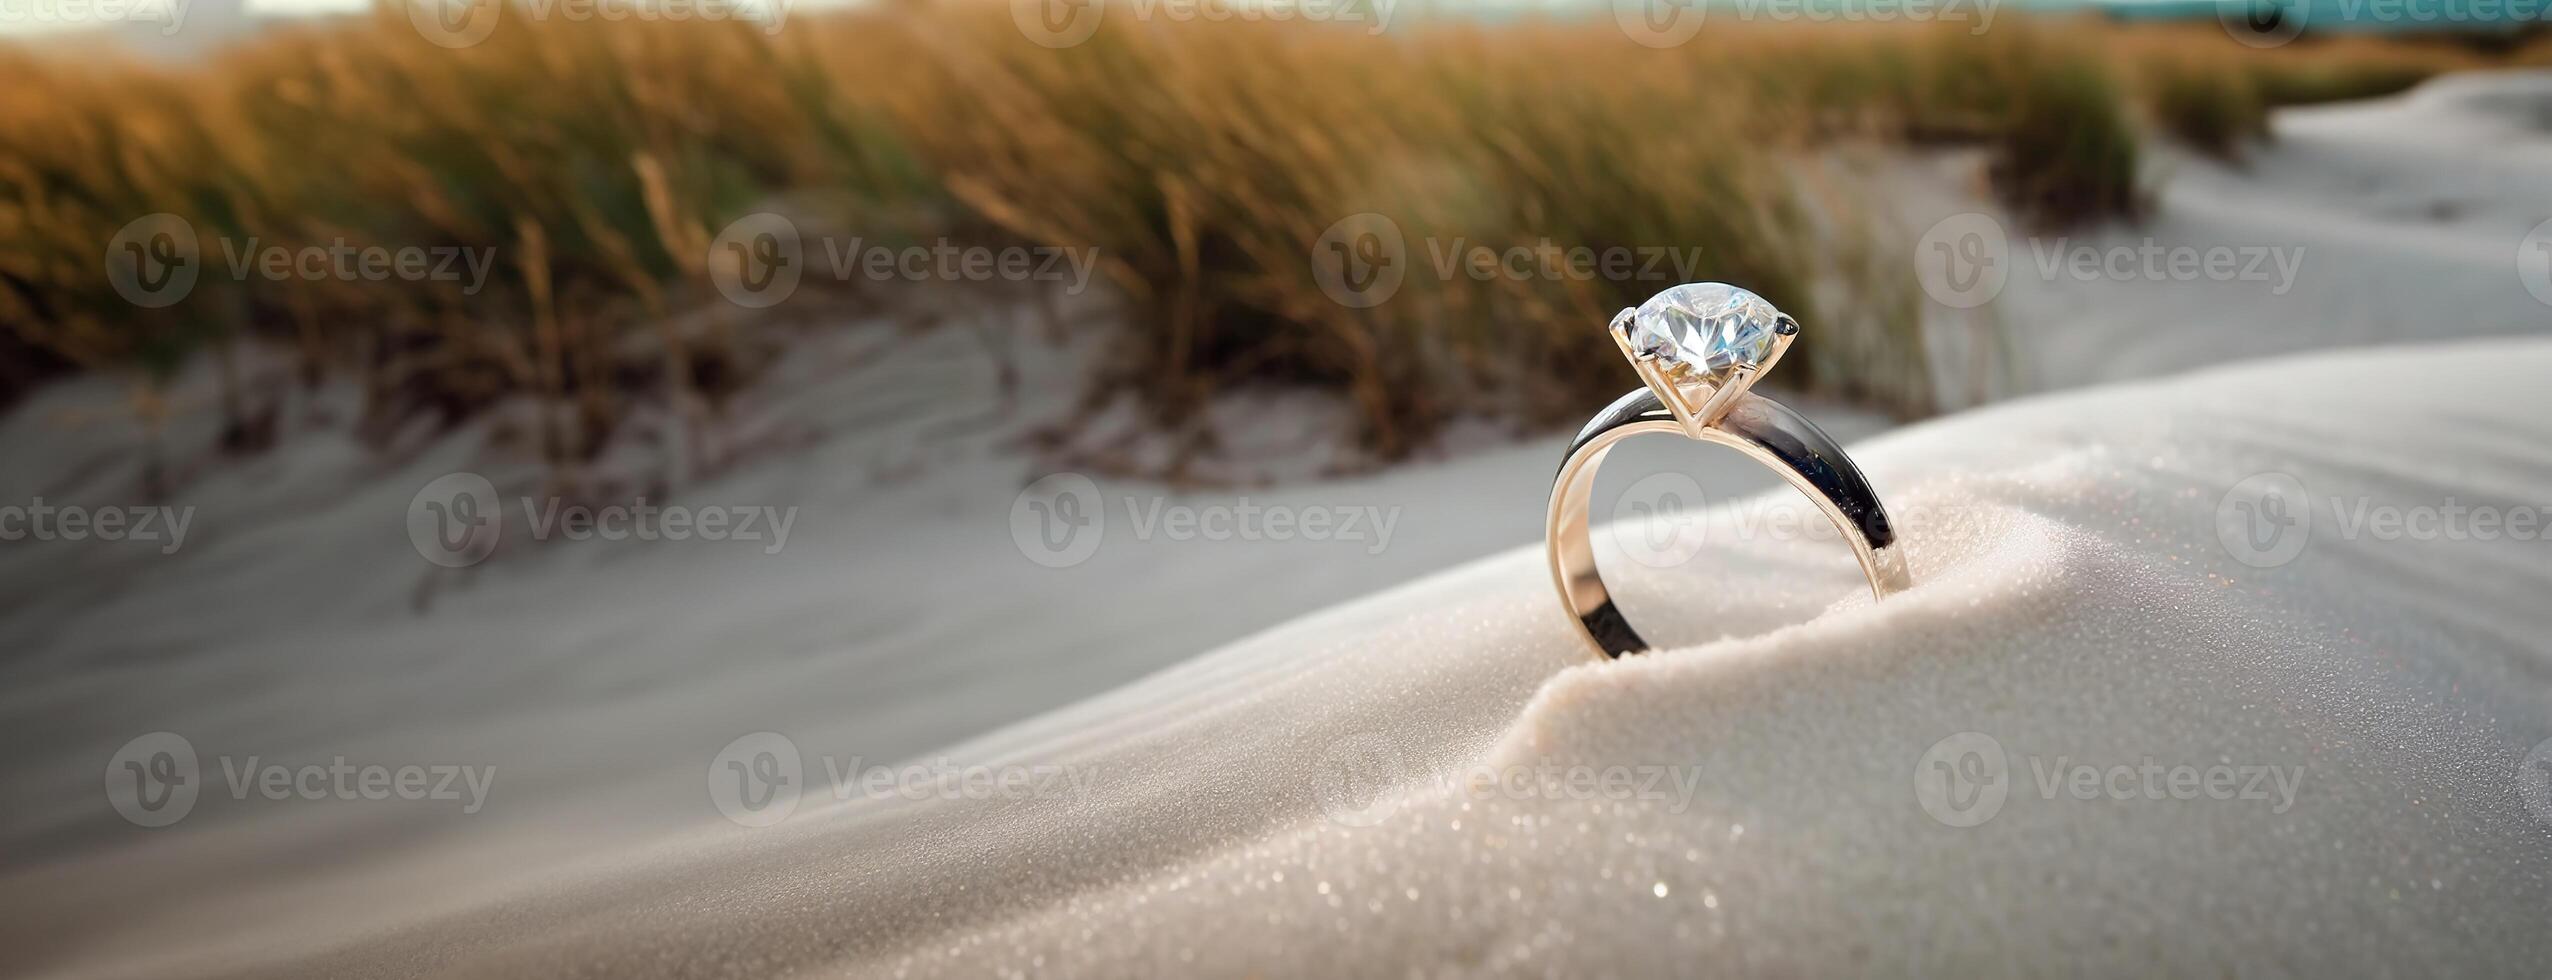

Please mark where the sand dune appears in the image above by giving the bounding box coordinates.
[3,71,2549,978]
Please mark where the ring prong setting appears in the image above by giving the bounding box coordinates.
[1613,283,1794,431]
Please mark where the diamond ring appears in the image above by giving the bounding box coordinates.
[1545,282,1912,659]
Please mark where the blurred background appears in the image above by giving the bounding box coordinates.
[1,0,2548,973]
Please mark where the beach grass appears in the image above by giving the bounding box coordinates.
[0,8,2533,475]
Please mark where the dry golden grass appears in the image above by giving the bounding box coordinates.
[0,8,2532,472]
[879,14,1882,458]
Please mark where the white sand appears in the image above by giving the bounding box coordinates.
[75,337,2531,979]
[1894,70,2552,403]
[838,340,2552,977]
[3,72,2550,978]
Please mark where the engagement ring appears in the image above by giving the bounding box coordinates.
[1545,283,1911,658]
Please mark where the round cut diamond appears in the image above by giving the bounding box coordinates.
[1625,283,1785,389]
